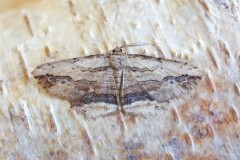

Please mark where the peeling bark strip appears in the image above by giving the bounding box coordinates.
[32,48,202,117]
[23,15,33,36]
[16,49,29,81]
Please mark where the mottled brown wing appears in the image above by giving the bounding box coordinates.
[32,55,118,109]
[121,67,159,115]
[121,54,201,109]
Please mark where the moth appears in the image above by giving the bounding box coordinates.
[32,47,202,117]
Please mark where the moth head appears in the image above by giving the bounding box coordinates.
[112,47,123,53]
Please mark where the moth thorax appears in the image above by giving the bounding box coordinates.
[109,55,127,69]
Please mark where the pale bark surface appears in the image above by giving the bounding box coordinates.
[0,0,240,159]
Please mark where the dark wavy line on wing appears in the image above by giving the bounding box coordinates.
[34,74,97,91]
[138,75,201,84]
[127,54,189,65]
[121,91,156,105]
[124,66,153,72]
[34,74,97,84]
[77,66,110,72]
[82,93,118,105]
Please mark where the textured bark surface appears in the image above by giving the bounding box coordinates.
[0,0,240,159]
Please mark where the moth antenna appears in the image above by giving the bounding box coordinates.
[107,42,166,54]
[118,42,166,49]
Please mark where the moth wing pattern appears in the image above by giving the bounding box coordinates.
[123,54,201,109]
[126,54,201,78]
[32,51,202,118]
[32,55,119,117]
[121,67,158,115]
